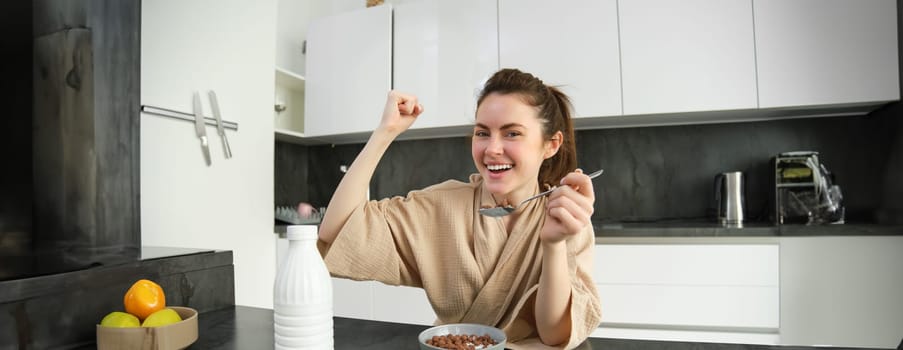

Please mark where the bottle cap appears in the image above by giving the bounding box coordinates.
[286,225,319,241]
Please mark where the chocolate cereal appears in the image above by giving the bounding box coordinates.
[426,333,498,350]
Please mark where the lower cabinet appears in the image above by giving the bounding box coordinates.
[327,241,782,345]
[278,235,436,324]
[333,278,436,325]
[331,278,375,321]
[779,236,903,348]
[324,237,903,348]
[591,243,780,344]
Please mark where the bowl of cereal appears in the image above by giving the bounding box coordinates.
[418,323,506,350]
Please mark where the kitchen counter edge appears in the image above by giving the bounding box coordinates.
[275,223,903,239]
[185,306,892,350]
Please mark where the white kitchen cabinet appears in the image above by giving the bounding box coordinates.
[592,243,779,343]
[331,278,436,325]
[274,66,309,143]
[277,236,435,324]
[301,0,897,141]
[498,0,621,119]
[141,0,276,308]
[393,0,498,132]
[276,238,391,321]
[372,284,436,325]
[272,0,317,145]
[754,0,900,109]
[619,0,758,115]
[304,5,392,138]
[779,236,903,348]
[332,278,377,320]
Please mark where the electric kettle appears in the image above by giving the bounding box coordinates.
[715,171,745,227]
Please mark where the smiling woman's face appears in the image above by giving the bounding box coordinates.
[472,93,558,204]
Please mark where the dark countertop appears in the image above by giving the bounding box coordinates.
[276,222,903,239]
[190,306,891,350]
[593,222,903,237]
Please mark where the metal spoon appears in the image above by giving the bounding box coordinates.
[478,169,604,218]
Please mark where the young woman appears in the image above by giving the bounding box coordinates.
[318,69,601,349]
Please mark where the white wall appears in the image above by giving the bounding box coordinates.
[141,0,277,309]
[780,236,903,348]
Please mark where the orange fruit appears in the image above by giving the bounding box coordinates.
[123,279,166,321]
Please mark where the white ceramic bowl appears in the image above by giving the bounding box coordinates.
[418,323,506,350]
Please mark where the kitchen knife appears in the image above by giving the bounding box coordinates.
[193,92,212,166]
[208,90,232,158]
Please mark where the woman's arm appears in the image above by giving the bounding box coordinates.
[535,170,596,346]
[318,91,423,244]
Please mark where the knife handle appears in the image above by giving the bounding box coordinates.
[222,135,232,159]
[200,136,212,166]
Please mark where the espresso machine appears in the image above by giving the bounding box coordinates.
[772,151,844,225]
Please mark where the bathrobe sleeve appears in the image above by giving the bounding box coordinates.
[505,224,602,350]
[319,179,473,289]
[563,225,603,349]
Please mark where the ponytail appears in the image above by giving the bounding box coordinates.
[539,87,577,188]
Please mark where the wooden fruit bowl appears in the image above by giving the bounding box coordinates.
[96,306,198,350]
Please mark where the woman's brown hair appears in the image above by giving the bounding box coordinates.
[476,68,577,188]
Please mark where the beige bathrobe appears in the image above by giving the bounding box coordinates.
[320,174,601,349]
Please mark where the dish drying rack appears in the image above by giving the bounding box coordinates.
[275,206,322,225]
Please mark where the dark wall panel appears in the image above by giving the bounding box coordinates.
[0,0,141,281]
[0,0,34,267]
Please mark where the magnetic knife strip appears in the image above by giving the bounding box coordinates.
[140,104,239,131]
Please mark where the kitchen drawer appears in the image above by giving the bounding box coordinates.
[593,244,779,330]
[595,244,779,286]
[597,284,779,329]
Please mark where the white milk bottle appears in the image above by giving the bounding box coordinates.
[274,225,334,349]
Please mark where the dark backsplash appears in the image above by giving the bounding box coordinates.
[276,102,903,225]
[574,108,901,223]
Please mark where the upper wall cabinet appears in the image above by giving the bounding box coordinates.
[754,0,900,109]
[393,0,498,131]
[274,67,306,142]
[304,5,392,138]
[499,0,622,119]
[619,0,758,115]
[301,0,898,143]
